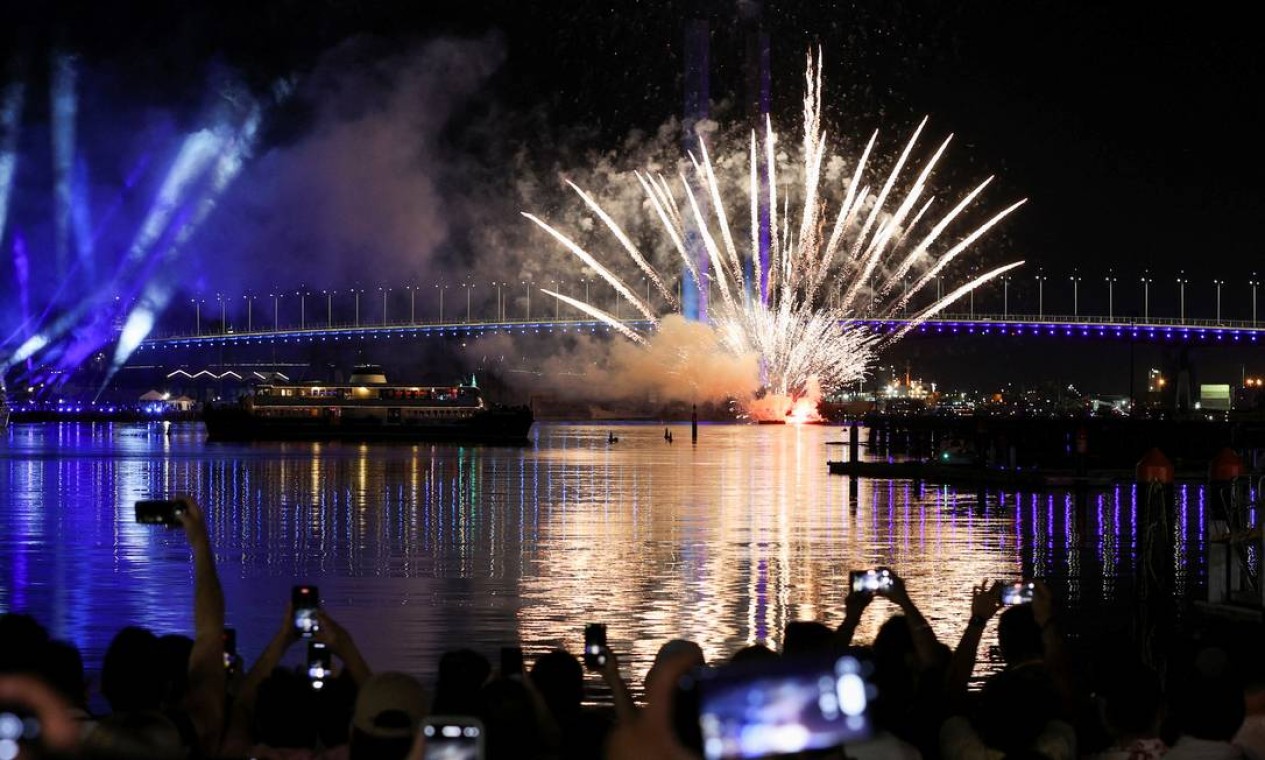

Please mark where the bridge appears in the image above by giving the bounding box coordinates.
[133,312,1265,353]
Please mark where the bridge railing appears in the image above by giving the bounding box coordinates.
[922,312,1263,329]
[143,311,1265,343]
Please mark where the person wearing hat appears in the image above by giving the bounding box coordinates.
[345,671,428,760]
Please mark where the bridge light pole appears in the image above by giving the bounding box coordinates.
[1140,272,1152,321]
[1176,271,1188,323]
[1069,271,1081,317]
[297,289,306,329]
[409,286,417,324]
[464,282,472,322]
[522,280,531,320]
[353,289,361,327]
[1002,275,1010,318]
[244,294,254,332]
[380,287,388,325]
[1214,279,1225,324]
[1251,274,1260,326]
[1035,270,1046,319]
[434,284,445,322]
[1105,270,1116,321]
[271,292,280,330]
[551,279,560,319]
[193,298,202,336]
[325,290,332,327]
[216,293,226,333]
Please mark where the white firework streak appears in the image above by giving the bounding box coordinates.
[525,51,1025,406]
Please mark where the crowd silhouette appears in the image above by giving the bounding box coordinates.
[1,496,1262,759]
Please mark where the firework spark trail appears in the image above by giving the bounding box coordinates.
[526,51,1025,418]
[540,289,647,345]
[566,180,672,305]
[522,212,657,324]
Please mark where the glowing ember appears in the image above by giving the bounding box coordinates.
[526,51,1024,420]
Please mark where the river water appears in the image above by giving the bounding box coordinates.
[0,421,1210,693]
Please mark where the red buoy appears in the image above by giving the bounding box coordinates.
[1136,448,1174,484]
[1209,447,1244,482]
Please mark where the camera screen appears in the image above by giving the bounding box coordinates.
[694,653,872,759]
[307,643,332,690]
[849,569,892,594]
[135,499,184,526]
[584,624,607,668]
[1000,582,1034,605]
[294,607,319,637]
[292,586,319,637]
[422,722,483,760]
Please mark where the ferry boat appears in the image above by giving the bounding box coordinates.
[202,366,533,444]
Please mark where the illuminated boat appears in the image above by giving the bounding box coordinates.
[202,365,533,444]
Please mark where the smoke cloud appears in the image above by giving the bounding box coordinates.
[194,35,507,290]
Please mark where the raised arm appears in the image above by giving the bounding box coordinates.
[177,496,227,755]
[1031,581,1075,712]
[598,646,637,725]
[885,571,943,668]
[945,579,1002,702]
[219,602,300,756]
[315,609,371,687]
[834,588,873,647]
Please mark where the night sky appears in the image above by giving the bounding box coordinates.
[3,1,1263,390]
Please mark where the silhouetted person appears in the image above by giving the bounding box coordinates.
[530,649,610,759]
[432,648,492,717]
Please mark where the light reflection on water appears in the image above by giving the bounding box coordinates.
[0,422,1206,693]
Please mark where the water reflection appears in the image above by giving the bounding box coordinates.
[0,422,1208,692]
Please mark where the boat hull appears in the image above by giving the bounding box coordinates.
[203,405,534,445]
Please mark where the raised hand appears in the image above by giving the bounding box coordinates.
[1031,580,1056,628]
[605,651,701,760]
[176,494,209,547]
[970,579,1003,623]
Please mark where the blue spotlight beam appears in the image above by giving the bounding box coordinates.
[0,79,26,246]
[51,51,78,279]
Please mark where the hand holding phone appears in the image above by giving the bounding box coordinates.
[584,624,608,670]
[999,581,1035,606]
[307,642,332,690]
[223,628,240,675]
[135,499,186,527]
[849,568,894,595]
[292,585,320,638]
[676,652,874,759]
[421,716,485,760]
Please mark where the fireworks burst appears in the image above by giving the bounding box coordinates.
[525,52,1025,421]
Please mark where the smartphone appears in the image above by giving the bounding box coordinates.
[583,623,607,670]
[421,716,485,760]
[676,652,874,759]
[0,704,40,753]
[135,499,185,527]
[1000,581,1035,606]
[500,646,524,679]
[307,642,332,690]
[223,628,239,674]
[292,585,320,638]
[848,568,894,594]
